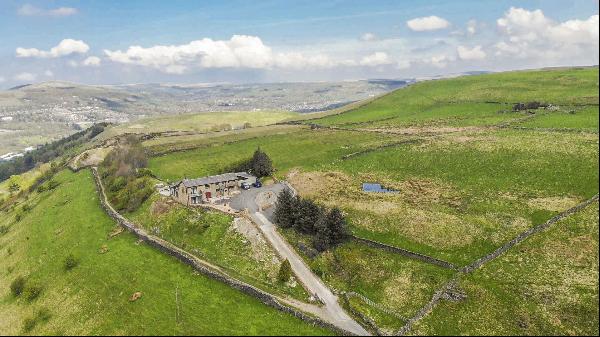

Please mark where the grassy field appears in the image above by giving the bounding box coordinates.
[149,126,598,266]
[0,163,50,203]
[516,105,599,131]
[128,194,309,301]
[148,128,400,182]
[0,170,332,335]
[411,201,599,335]
[307,67,598,128]
[100,110,299,140]
[281,228,455,333]
[141,67,598,334]
[3,67,597,335]
[143,124,303,155]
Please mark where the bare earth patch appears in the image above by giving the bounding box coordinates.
[230,217,280,267]
[527,196,581,212]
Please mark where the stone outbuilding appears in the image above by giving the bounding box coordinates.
[170,172,256,205]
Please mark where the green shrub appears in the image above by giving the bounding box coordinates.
[46,180,60,190]
[10,275,26,297]
[24,283,43,302]
[21,307,52,332]
[0,225,8,236]
[22,317,36,332]
[64,254,79,271]
[277,260,292,283]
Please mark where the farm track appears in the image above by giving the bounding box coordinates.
[90,167,363,336]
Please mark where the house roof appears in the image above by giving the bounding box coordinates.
[174,172,254,188]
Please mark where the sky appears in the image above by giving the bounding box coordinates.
[0,0,598,87]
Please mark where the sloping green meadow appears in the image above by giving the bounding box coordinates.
[149,126,598,266]
[411,201,599,336]
[148,128,399,182]
[142,67,598,334]
[0,170,331,335]
[312,67,598,128]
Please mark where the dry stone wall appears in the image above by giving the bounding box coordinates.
[90,167,353,336]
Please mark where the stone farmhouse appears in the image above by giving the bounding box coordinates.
[170,172,256,205]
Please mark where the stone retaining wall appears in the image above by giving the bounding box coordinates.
[396,194,599,335]
[345,292,407,322]
[351,236,457,270]
[396,277,458,336]
[462,194,599,273]
[90,167,353,336]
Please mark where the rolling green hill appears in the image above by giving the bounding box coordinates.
[0,170,332,335]
[144,67,599,334]
[308,67,599,129]
[1,67,598,335]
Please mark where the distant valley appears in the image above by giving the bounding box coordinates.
[0,79,410,156]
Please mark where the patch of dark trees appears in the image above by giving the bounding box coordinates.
[223,147,273,178]
[0,123,109,183]
[512,101,548,111]
[99,135,153,212]
[274,188,349,252]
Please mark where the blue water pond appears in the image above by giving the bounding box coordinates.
[362,183,399,193]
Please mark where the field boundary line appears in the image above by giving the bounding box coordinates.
[351,236,457,270]
[395,194,599,335]
[396,276,459,336]
[461,193,599,273]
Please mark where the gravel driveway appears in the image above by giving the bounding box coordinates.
[229,182,370,335]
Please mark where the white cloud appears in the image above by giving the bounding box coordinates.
[18,4,78,17]
[407,16,450,31]
[396,59,411,70]
[425,55,453,68]
[82,56,102,67]
[105,35,362,74]
[44,70,54,77]
[359,52,393,67]
[14,72,37,82]
[16,39,90,58]
[495,7,599,62]
[457,45,486,60]
[466,20,478,35]
[0,76,5,83]
[104,35,273,74]
[360,33,378,42]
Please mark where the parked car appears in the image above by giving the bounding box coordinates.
[241,182,251,190]
[253,181,262,188]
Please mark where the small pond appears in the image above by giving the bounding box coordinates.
[362,183,399,193]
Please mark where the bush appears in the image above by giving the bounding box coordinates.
[21,308,51,332]
[0,225,8,236]
[251,148,273,177]
[22,317,37,332]
[46,180,60,190]
[64,254,79,271]
[277,260,292,283]
[10,275,26,297]
[24,283,43,302]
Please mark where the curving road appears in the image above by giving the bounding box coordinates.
[230,184,370,336]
